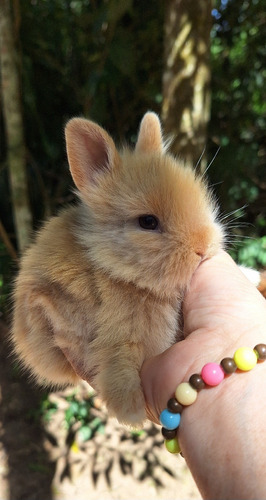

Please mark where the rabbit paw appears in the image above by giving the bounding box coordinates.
[110,385,146,427]
[97,370,146,426]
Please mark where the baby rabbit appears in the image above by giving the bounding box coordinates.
[11,112,224,425]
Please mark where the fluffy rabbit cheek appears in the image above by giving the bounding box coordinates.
[157,223,224,292]
[114,232,197,294]
[159,250,201,292]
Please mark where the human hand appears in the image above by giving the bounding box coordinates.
[141,251,266,422]
[141,251,266,499]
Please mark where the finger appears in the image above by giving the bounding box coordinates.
[141,331,226,424]
[183,250,265,337]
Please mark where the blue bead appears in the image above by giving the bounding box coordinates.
[159,409,181,430]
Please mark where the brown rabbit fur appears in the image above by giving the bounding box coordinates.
[11,112,224,425]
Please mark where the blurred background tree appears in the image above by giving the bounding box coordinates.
[0,0,265,315]
[0,0,32,253]
[162,0,212,168]
[209,0,266,267]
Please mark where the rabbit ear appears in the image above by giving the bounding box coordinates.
[65,118,120,191]
[135,112,163,153]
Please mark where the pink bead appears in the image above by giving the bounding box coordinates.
[201,363,225,386]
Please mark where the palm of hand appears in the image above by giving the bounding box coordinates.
[141,251,266,422]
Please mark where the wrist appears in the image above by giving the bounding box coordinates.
[142,324,266,423]
[156,343,266,499]
[181,359,266,499]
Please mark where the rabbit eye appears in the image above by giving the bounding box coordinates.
[138,215,159,230]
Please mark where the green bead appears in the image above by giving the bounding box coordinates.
[165,437,181,454]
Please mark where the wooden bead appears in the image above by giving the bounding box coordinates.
[167,398,183,414]
[189,374,205,391]
[175,382,197,406]
[221,357,237,374]
[162,427,177,439]
[254,344,266,360]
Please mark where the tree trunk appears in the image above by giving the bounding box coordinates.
[162,0,212,169]
[0,0,32,253]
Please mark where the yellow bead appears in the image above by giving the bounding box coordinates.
[165,437,181,454]
[233,347,258,371]
[175,382,198,406]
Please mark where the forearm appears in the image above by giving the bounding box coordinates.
[142,335,266,500]
[180,360,266,499]
[141,251,266,499]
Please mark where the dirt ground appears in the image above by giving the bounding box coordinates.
[0,319,201,500]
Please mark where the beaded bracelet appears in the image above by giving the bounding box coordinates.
[160,344,266,455]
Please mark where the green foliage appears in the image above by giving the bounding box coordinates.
[0,0,265,295]
[230,236,266,269]
[28,393,58,423]
[40,396,58,423]
[17,0,163,223]
[64,392,106,441]
[209,0,265,237]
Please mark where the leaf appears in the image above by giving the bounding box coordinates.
[97,424,106,435]
[79,426,92,442]
[70,441,80,453]
[90,417,102,430]
[78,405,88,418]
[69,401,80,416]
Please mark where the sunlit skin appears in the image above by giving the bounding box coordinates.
[141,251,266,499]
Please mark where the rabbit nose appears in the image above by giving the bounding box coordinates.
[195,250,205,258]
[195,251,208,263]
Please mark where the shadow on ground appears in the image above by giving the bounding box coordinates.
[0,318,200,500]
[0,319,55,500]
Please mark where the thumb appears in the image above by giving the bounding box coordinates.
[141,337,206,424]
[141,251,266,424]
[140,326,245,425]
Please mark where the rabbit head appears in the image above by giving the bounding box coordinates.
[65,112,224,299]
